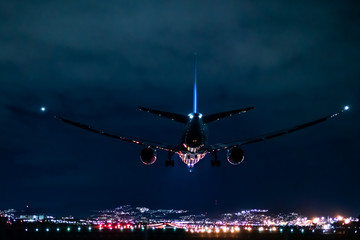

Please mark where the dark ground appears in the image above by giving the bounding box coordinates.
[0,228,358,240]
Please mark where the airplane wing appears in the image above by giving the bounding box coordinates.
[54,115,178,152]
[208,108,348,151]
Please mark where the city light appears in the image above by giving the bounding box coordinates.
[1,205,359,237]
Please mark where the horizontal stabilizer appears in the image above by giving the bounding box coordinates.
[203,106,255,123]
[138,107,188,124]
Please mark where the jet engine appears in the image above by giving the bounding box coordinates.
[227,146,244,165]
[140,147,157,165]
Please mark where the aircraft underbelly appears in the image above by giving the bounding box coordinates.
[177,151,206,167]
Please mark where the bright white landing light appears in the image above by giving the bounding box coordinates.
[41,107,46,112]
[344,106,349,111]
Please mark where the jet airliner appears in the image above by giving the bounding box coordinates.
[54,60,349,171]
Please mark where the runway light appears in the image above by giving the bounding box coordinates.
[46,228,49,232]
[88,227,91,231]
[57,228,60,232]
[35,228,39,232]
[67,227,71,232]
[25,229,28,232]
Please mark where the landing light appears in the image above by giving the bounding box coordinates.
[41,107,46,112]
[344,106,350,111]
[188,113,194,119]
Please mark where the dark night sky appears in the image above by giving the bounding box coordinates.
[1,0,360,218]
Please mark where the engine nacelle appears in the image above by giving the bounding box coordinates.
[140,147,157,165]
[227,147,245,165]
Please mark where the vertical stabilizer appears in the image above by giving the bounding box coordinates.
[193,54,198,113]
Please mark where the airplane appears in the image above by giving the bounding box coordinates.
[53,59,349,171]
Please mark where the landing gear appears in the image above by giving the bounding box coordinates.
[211,150,220,167]
[165,152,175,167]
[165,159,174,167]
[211,160,220,167]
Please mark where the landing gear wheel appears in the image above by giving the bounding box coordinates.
[210,150,220,167]
[165,159,175,167]
[211,160,220,167]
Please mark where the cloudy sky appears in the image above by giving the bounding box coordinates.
[1,0,359,217]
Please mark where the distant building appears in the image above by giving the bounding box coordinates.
[19,215,45,222]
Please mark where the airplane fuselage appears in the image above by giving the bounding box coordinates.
[178,113,208,168]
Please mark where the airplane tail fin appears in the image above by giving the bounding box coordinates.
[138,107,188,124]
[193,54,198,113]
